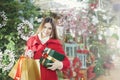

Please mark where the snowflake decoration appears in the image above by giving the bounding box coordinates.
[17,20,34,41]
[0,49,15,71]
[0,11,8,28]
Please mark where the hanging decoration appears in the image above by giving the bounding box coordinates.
[17,20,34,41]
[0,11,8,28]
[0,50,15,71]
[77,49,89,54]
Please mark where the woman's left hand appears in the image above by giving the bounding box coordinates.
[47,60,63,71]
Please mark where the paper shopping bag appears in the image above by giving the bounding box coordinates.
[8,55,41,80]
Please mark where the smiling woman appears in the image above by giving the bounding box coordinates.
[25,17,70,80]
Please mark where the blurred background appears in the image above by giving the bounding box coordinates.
[0,0,120,80]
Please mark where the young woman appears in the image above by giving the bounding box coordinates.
[25,17,70,80]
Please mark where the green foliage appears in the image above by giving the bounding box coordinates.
[0,0,38,52]
[111,33,119,40]
[94,58,105,77]
[0,0,40,79]
[88,0,97,3]
[0,69,13,80]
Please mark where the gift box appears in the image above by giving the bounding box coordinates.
[40,47,65,67]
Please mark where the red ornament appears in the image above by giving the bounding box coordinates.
[62,67,73,79]
[72,57,83,80]
[90,1,98,10]
[76,49,89,54]
[62,57,84,80]
[87,66,96,80]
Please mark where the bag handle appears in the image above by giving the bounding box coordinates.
[14,56,25,80]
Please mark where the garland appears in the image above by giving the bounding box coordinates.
[0,11,8,28]
[0,50,15,71]
[17,20,34,40]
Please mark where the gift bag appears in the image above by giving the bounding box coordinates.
[8,55,41,80]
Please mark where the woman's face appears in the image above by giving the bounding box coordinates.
[41,22,52,38]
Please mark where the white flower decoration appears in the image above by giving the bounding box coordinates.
[0,49,15,71]
[17,20,34,40]
[0,11,8,28]
[102,15,107,20]
[91,16,99,25]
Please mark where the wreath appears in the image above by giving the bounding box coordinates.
[17,20,34,40]
[0,50,15,71]
[0,11,8,28]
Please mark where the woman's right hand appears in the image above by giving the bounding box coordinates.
[25,50,34,58]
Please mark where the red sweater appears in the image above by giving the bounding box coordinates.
[26,35,70,80]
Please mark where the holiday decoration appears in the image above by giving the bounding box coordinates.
[17,20,34,40]
[77,49,89,54]
[0,11,8,28]
[87,65,96,80]
[0,49,15,71]
[62,57,84,80]
[72,57,84,80]
[62,67,73,79]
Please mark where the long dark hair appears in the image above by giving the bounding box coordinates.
[36,17,59,39]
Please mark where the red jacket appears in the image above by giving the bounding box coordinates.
[26,35,70,80]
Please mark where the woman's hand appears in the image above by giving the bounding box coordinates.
[25,50,34,58]
[47,60,63,71]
